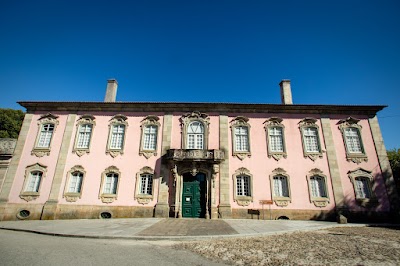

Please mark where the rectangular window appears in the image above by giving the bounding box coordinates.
[345,128,363,153]
[235,126,249,152]
[273,176,289,197]
[25,172,42,192]
[140,174,153,195]
[236,175,250,196]
[355,178,371,199]
[76,124,92,149]
[303,127,320,153]
[310,176,326,198]
[269,127,284,152]
[68,172,83,193]
[110,125,125,149]
[37,124,54,148]
[143,125,157,150]
[103,173,118,194]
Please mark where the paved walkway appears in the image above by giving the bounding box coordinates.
[0,218,365,241]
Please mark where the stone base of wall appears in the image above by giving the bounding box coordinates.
[231,208,392,222]
[0,203,154,221]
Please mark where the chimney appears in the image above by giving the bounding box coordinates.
[279,79,293,104]
[104,79,118,102]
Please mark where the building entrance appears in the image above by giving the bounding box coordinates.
[182,173,206,218]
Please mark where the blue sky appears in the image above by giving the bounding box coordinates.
[0,0,399,149]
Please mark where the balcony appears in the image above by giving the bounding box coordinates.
[165,149,225,162]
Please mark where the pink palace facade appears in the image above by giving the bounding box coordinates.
[0,79,398,222]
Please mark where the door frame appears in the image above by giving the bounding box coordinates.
[174,167,213,219]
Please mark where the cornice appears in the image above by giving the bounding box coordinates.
[18,101,386,116]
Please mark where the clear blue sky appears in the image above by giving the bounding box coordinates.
[0,0,399,149]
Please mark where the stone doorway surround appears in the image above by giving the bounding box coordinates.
[165,149,224,219]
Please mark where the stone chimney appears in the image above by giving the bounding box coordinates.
[104,79,118,102]
[279,79,293,104]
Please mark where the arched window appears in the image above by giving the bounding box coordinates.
[233,167,253,206]
[269,168,291,207]
[64,165,85,202]
[231,116,251,160]
[73,114,96,156]
[99,166,121,203]
[299,118,323,161]
[187,121,204,149]
[20,163,47,202]
[25,171,42,192]
[354,177,371,199]
[135,166,155,205]
[347,168,376,207]
[264,117,287,161]
[106,114,128,158]
[273,175,289,197]
[32,113,59,157]
[338,117,367,164]
[306,169,329,207]
[309,176,327,198]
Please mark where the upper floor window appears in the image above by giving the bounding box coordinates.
[135,166,155,205]
[233,167,253,206]
[106,114,128,158]
[99,166,121,203]
[264,117,287,161]
[32,113,59,157]
[63,165,85,202]
[270,168,291,207]
[338,117,367,164]
[139,116,161,159]
[299,118,323,161]
[306,168,329,207]
[231,116,251,160]
[20,163,47,202]
[180,111,209,150]
[73,115,96,157]
[348,168,377,207]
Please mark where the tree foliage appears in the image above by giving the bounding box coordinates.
[0,108,25,139]
[388,148,400,193]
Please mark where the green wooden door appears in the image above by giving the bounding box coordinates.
[182,173,206,218]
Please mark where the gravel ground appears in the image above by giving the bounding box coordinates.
[177,226,400,266]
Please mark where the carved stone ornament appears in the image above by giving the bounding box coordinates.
[231,116,251,160]
[274,200,290,207]
[0,138,17,155]
[100,195,116,203]
[73,115,96,157]
[137,197,152,205]
[20,194,39,202]
[64,195,79,202]
[298,117,323,161]
[313,200,328,207]
[31,113,59,158]
[236,198,251,206]
[338,117,367,164]
[106,114,128,158]
[139,115,161,159]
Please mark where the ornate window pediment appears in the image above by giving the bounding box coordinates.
[180,111,210,150]
[231,116,251,160]
[299,118,323,161]
[99,166,121,203]
[338,117,367,164]
[63,165,85,202]
[106,114,128,158]
[20,163,47,202]
[135,166,155,205]
[32,113,59,157]
[73,115,96,157]
[306,168,329,207]
[233,167,253,206]
[264,117,287,161]
[139,116,161,159]
[348,168,377,207]
[270,168,291,207]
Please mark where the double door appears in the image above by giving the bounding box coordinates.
[182,173,206,218]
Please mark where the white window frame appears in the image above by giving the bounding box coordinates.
[269,168,291,207]
[264,117,287,161]
[232,167,253,206]
[63,165,85,202]
[231,116,251,160]
[99,166,121,203]
[180,111,210,150]
[306,168,329,207]
[348,168,377,207]
[20,163,47,202]
[299,118,323,161]
[32,113,59,157]
[338,117,368,164]
[135,166,155,205]
[73,115,96,157]
[139,116,161,158]
[106,114,128,158]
